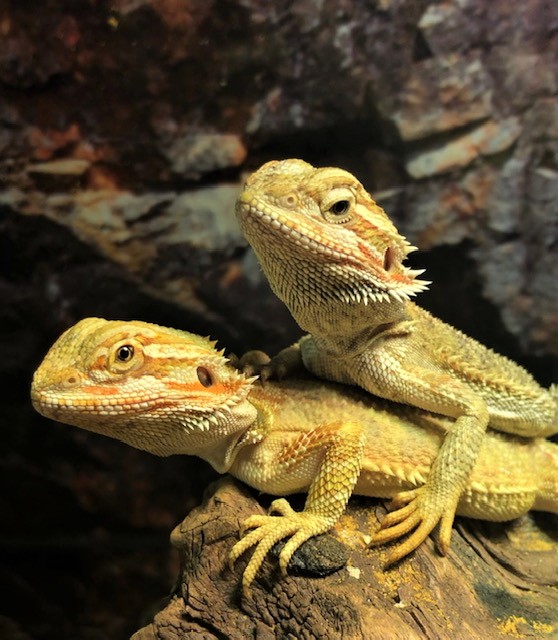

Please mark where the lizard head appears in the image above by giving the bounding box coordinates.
[236,159,430,308]
[31,318,258,458]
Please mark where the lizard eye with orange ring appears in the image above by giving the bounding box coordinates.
[196,366,213,387]
[109,338,144,372]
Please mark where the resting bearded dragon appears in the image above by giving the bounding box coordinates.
[235,158,558,564]
[31,318,558,594]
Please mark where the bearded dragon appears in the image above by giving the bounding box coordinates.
[235,158,558,564]
[31,318,558,594]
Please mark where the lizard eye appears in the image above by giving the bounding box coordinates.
[322,188,354,223]
[116,345,134,362]
[329,200,350,216]
[196,366,213,387]
[109,338,144,372]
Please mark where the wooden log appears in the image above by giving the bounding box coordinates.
[132,478,558,640]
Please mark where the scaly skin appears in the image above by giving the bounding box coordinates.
[235,158,558,563]
[32,318,558,594]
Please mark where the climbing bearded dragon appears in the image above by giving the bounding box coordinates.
[235,158,558,564]
[31,318,558,594]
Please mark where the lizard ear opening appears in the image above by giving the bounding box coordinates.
[197,366,214,388]
[383,246,394,272]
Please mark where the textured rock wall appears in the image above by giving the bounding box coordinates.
[1,1,557,637]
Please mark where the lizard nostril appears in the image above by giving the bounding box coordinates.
[63,373,81,388]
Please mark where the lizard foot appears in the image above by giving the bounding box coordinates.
[236,350,272,379]
[372,488,456,565]
[229,498,333,594]
[238,345,303,381]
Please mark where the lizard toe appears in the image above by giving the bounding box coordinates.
[373,511,422,545]
[434,511,455,556]
[237,350,271,377]
[229,525,268,569]
[269,498,296,517]
[240,533,288,594]
[239,514,271,537]
[383,519,436,566]
[373,486,460,564]
[230,507,336,593]
[380,501,417,528]
[388,489,418,510]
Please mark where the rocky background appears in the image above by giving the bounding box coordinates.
[1,1,557,638]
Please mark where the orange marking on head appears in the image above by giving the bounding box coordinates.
[389,272,415,283]
[165,381,209,393]
[165,380,241,395]
[353,217,393,246]
[84,385,120,396]
[355,238,385,267]
[92,355,107,369]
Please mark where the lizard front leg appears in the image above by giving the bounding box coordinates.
[229,421,365,594]
[238,341,305,381]
[369,366,490,564]
[301,340,492,562]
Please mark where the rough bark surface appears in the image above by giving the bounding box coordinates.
[1,1,557,637]
[131,479,558,640]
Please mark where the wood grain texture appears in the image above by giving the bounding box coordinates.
[133,478,558,640]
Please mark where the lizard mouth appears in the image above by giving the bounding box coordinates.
[31,387,169,419]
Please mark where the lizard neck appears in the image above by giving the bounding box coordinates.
[252,248,409,339]
[192,400,261,474]
[295,296,409,338]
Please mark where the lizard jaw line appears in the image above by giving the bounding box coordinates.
[32,390,164,416]
[33,383,253,431]
[241,202,430,302]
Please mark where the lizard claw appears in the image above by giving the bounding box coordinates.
[229,498,333,595]
[372,487,456,565]
[237,350,272,379]
[238,345,304,382]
